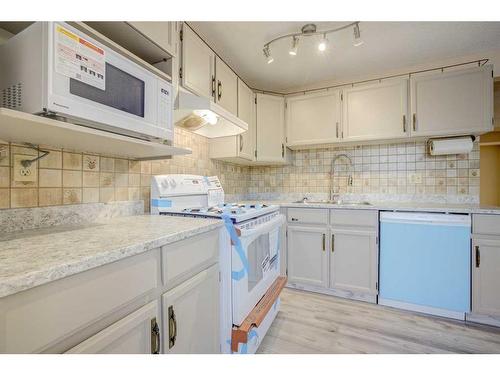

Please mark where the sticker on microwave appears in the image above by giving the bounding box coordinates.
[54,24,106,90]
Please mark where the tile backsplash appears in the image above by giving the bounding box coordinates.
[248,140,480,204]
[0,127,250,211]
[0,131,481,211]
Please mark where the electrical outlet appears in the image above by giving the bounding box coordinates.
[13,154,37,183]
[409,173,423,184]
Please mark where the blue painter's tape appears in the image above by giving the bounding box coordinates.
[151,198,172,208]
[222,214,249,281]
[239,330,259,354]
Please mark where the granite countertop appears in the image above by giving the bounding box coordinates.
[244,200,500,214]
[0,215,223,299]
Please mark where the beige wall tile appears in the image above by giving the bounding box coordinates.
[62,170,82,188]
[115,159,129,172]
[83,154,100,171]
[0,143,9,167]
[39,169,62,188]
[128,173,140,187]
[100,172,114,188]
[39,150,62,169]
[129,160,141,173]
[115,187,129,201]
[83,171,100,187]
[63,188,82,205]
[141,174,151,187]
[10,158,38,188]
[115,173,129,187]
[100,187,114,203]
[0,166,9,188]
[11,188,38,208]
[39,188,62,206]
[141,161,151,174]
[83,188,99,203]
[0,189,9,208]
[128,187,141,201]
[100,157,115,172]
[63,152,82,170]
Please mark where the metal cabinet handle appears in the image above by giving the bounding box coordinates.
[322,233,326,251]
[331,234,335,253]
[281,143,285,158]
[239,134,243,152]
[291,217,298,221]
[217,80,222,101]
[336,122,339,138]
[168,305,177,349]
[475,246,480,268]
[151,317,160,354]
[402,115,406,133]
[412,113,417,132]
[211,75,216,98]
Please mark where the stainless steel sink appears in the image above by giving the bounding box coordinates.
[293,199,371,206]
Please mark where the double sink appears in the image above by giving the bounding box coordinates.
[293,198,372,206]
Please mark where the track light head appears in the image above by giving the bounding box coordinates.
[353,23,364,47]
[289,36,299,56]
[318,34,328,52]
[263,45,274,64]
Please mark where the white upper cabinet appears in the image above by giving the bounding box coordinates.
[215,56,238,115]
[128,22,177,57]
[286,90,341,148]
[343,79,409,142]
[181,25,215,99]
[256,93,286,163]
[410,65,493,137]
[237,79,256,160]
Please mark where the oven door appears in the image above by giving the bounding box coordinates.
[231,214,285,326]
[46,22,172,141]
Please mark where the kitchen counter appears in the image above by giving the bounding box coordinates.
[0,215,223,299]
[242,200,500,215]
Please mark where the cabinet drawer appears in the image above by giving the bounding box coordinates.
[161,229,219,289]
[287,208,329,225]
[473,214,500,236]
[0,250,159,353]
[330,209,378,228]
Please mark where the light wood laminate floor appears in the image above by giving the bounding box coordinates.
[257,288,500,354]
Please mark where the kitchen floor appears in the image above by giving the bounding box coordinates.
[258,288,500,354]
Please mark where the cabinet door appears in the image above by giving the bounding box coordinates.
[410,65,493,137]
[128,21,177,57]
[330,229,378,296]
[237,78,256,160]
[256,93,285,163]
[66,301,160,354]
[181,24,215,99]
[215,56,238,115]
[343,79,409,142]
[162,264,220,354]
[286,90,341,147]
[472,238,500,317]
[287,226,328,288]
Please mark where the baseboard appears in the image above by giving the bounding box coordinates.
[286,283,377,304]
[378,298,466,320]
[466,312,500,328]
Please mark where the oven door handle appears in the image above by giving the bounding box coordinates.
[237,215,285,239]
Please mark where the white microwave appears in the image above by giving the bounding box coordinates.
[0,22,173,142]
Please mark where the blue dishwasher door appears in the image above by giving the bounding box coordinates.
[379,212,471,318]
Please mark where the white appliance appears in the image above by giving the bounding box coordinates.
[175,87,248,138]
[151,174,285,354]
[0,22,173,142]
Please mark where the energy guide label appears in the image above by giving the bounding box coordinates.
[55,25,106,90]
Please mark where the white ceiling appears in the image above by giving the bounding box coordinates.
[189,22,500,93]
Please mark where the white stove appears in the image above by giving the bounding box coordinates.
[151,174,285,354]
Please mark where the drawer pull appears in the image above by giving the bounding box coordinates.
[331,234,335,253]
[475,246,480,268]
[322,233,326,251]
[151,317,160,354]
[291,218,298,222]
[168,305,177,349]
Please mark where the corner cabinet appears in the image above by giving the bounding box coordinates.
[181,24,215,99]
[286,90,341,148]
[410,65,493,137]
[127,22,177,57]
[342,79,409,142]
[256,93,287,164]
[215,56,238,115]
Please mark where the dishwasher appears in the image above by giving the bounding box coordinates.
[379,211,471,320]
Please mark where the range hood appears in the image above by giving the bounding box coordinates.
[174,88,248,138]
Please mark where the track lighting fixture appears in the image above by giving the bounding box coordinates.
[262,22,363,64]
[263,45,274,64]
[353,23,363,47]
[289,36,299,56]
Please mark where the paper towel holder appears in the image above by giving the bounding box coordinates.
[427,135,476,156]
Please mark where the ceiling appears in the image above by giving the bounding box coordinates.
[189,22,500,92]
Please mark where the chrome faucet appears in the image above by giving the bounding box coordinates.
[330,154,353,202]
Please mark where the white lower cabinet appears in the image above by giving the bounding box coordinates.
[66,301,160,354]
[287,225,328,288]
[161,264,220,354]
[472,238,500,318]
[330,228,378,297]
